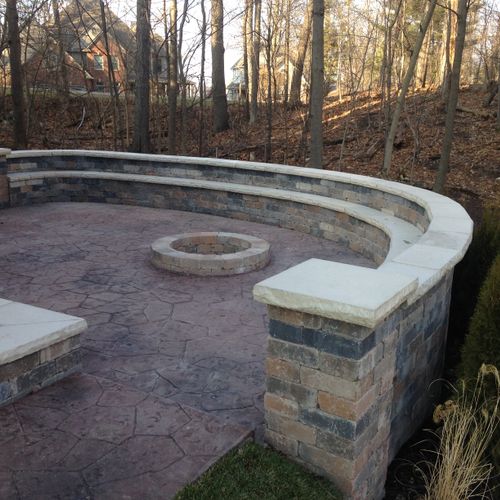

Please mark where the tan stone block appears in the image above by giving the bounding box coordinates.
[40,336,79,364]
[318,386,376,421]
[266,410,316,445]
[264,393,299,419]
[319,350,375,381]
[268,306,305,327]
[265,428,298,457]
[300,366,373,402]
[265,357,300,383]
[298,442,356,494]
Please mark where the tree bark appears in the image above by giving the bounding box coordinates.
[249,0,262,124]
[309,0,324,168]
[178,0,189,154]
[198,0,207,154]
[168,0,178,153]
[6,0,27,148]
[99,0,120,150]
[131,0,151,153]
[243,0,251,120]
[434,0,468,192]
[52,0,69,99]
[382,0,437,175]
[211,0,229,132]
[289,0,312,107]
[265,19,272,162]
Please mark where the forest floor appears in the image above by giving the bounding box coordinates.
[1,84,497,222]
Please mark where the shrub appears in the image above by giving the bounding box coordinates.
[447,206,500,368]
[460,254,500,381]
[424,365,500,499]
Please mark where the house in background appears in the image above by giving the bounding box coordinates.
[20,0,168,95]
[227,57,246,102]
[226,55,310,103]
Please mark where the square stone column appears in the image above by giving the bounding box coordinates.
[0,148,11,208]
[254,259,451,499]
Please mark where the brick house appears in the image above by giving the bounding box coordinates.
[21,0,167,94]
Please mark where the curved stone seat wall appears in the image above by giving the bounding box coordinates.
[7,171,391,265]
[8,150,430,231]
[1,149,473,499]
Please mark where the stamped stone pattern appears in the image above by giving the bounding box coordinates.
[0,202,372,499]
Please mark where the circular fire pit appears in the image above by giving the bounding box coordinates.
[151,232,270,276]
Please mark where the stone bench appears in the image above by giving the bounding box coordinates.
[0,299,87,406]
[2,149,473,499]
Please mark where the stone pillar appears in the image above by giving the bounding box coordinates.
[0,148,11,208]
[254,258,451,499]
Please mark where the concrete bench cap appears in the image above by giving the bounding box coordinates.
[0,299,87,365]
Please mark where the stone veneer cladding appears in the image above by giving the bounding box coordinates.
[6,153,430,230]
[0,335,81,407]
[263,270,452,498]
[2,150,472,499]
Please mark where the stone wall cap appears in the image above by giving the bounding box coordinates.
[253,259,418,328]
[0,148,11,157]
[0,299,87,364]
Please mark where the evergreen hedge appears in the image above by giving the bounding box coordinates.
[459,254,500,381]
[447,206,500,367]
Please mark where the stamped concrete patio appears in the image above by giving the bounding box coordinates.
[0,202,373,499]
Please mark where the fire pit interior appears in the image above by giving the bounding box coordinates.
[151,232,270,276]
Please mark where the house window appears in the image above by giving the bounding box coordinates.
[94,55,103,70]
[111,56,119,71]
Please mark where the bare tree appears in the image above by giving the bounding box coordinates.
[131,0,151,152]
[198,0,207,154]
[51,0,69,98]
[168,0,177,153]
[382,0,437,175]
[434,0,469,192]
[289,0,312,107]
[99,0,121,150]
[249,0,262,123]
[309,0,324,168]
[243,0,251,120]
[6,0,27,148]
[211,0,229,132]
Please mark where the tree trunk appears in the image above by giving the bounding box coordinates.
[243,0,251,120]
[198,0,207,155]
[6,0,27,148]
[382,0,437,175]
[441,0,457,101]
[434,0,468,193]
[309,0,324,168]
[168,0,178,154]
[178,0,189,154]
[211,0,229,132]
[249,0,262,124]
[289,0,312,107]
[283,0,291,106]
[131,0,151,153]
[99,0,120,150]
[52,0,69,99]
[265,20,272,162]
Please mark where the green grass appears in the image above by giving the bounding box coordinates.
[175,442,342,500]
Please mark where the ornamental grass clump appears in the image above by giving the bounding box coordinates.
[423,364,500,499]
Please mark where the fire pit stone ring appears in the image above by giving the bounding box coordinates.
[151,232,271,276]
